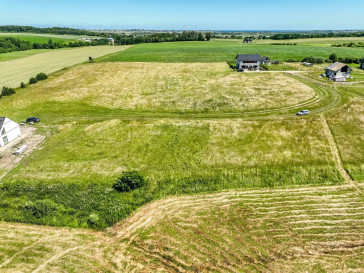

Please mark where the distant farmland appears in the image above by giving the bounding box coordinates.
[0,46,130,88]
[97,40,364,63]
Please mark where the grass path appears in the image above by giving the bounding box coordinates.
[0,46,130,88]
[321,115,353,184]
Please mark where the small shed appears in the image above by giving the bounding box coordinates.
[360,59,364,70]
[0,117,21,147]
[325,62,352,82]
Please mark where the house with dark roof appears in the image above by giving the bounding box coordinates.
[0,117,21,147]
[235,54,270,71]
[325,62,352,82]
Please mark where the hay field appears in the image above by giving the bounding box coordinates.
[0,62,315,114]
[0,46,130,88]
[0,185,363,272]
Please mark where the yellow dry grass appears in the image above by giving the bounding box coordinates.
[31,62,315,112]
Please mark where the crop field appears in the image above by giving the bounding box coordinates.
[0,46,130,88]
[97,40,364,63]
[0,184,363,272]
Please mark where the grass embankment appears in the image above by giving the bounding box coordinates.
[0,185,363,272]
[0,46,130,88]
[97,40,364,63]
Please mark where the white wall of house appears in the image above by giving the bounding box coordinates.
[0,118,21,147]
[237,61,260,70]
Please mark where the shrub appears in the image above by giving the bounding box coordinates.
[29,77,37,84]
[24,199,58,219]
[1,86,15,96]
[20,82,26,88]
[36,72,48,81]
[87,213,99,226]
[285,58,298,62]
[113,171,146,192]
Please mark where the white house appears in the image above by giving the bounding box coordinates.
[325,62,352,82]
[0,117,21,147]
[236,54,271,71]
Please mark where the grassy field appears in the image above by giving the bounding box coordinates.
[0,62,315,115]
[97,40,364,63]
[0,116,342,228]
[0,46,130,88]
[327,95,364,182]
[0,49,54,62]
[0,185,363,272]
[1,59,360,228]
[0,33,80,44]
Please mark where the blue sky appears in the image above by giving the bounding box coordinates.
[0,0,363,30]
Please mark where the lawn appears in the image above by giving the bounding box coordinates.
[97,40,364,63]
[0,46,130,88]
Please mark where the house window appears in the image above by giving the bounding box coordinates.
[3,136,8,145]
[1,128,5,136]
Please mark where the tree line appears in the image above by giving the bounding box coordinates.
[271,32,364,40]
[110,31,211,45]
[0,25,96,36]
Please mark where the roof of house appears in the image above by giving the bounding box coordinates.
[0,117,5,130]
[236,54,262,62]
[326,62,350,72]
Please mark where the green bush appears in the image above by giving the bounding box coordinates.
[24,199,58,219]
[113,171,146,192]
[29,77,37,84]
[285,58,298,62]
[20,82,26,88]
[36,73,48,81]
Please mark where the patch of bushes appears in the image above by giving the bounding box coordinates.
[113,171,146,192]
[20,82,26,88]
[1,86,15,97]
[29,77,37,84]
[36,73,48,81]
[302,56,324,64]
[285,59,298,62]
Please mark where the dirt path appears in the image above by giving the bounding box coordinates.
[320,115,357,187]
